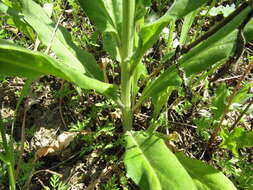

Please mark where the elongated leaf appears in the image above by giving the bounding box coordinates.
[152,86,175,118]
[0,40,118,99]
[124,131,197,190]
[20,0,104,81]
[180,10,198,45]
[132,62,147,102]
[176,153,237,190]
[139,6,252,105]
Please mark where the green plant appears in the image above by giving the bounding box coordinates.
[101,175,120,190]
[47,175,68,190]
[1,0,253,189]
[0,116,15,190]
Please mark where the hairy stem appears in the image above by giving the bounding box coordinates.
[120,0,135,131]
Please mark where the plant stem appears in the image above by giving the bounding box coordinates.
[120,0,135,131]
[7,163,16,190]
[0,114,16,190]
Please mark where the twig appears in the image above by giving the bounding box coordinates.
[168,121,197,129]
[210,9,253,82]
[216,75,242,82]
[59,80,67,128]
[206,61,253,156]
[15,92,33,179]
[45,12,63,54]
[229,97,253,131]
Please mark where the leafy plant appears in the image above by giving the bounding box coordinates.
[1,0,253,189]
[219,127,253,156]
[47,175,68,190]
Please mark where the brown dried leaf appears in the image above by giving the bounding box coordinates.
[35,146,56,159]
[35,131,78,159]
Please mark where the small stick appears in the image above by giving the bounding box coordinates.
[229,97,253,131]
[59,80,67,128]
[168,121,197,129]
[206,61,253,156]
[216,75,242,82]
[45,12,64,54]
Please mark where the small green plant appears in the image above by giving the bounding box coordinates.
[101,175,120,190]
[47,175,68,190]
[1,0,253,190]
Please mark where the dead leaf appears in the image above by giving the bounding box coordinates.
[35,131,78,159]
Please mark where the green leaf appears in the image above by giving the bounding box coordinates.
[135,0,151,21]
[244,17,253,42]
[220,128,253,156]
[176,152,237,190]
[124,131,197,190]
[132,62,147,102]
[0,40,118,99]
[20,0,104,81]
[0,153,8,164]
[139,5,252,105]
[232,81,253,103]
[152,86,175,118]
[103,33,120,61]
[211,83,230,120]
[180,10,198,45]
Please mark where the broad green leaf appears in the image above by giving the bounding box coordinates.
[0,40,118,99]
[124,131,197,190]
[220,128,253,156]
[139,6,252,105]
[211,83,230,120]
[244,17,253,43]
[176,153,237,190]
[20,0,104,81]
